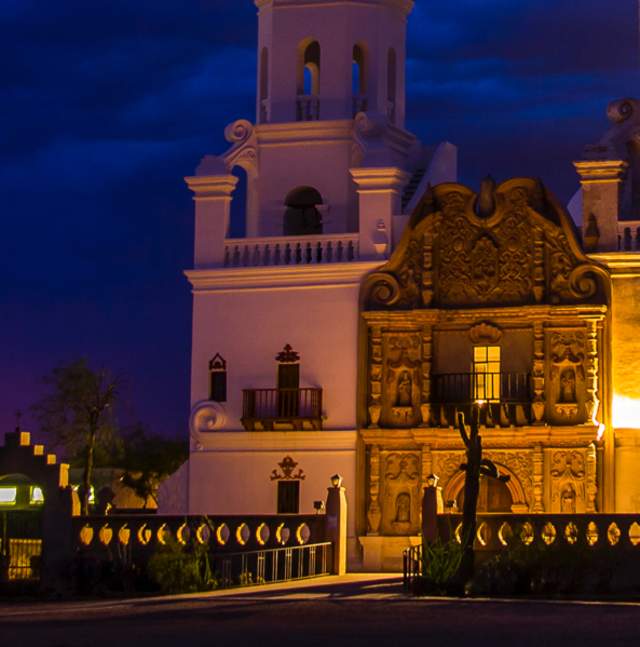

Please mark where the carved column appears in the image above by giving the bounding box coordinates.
[533,227,545,303]
[367,445,382,534]
[585,320,600,424]
[420,324,433,426]
[422,228,434,306]
[586,442,598,513]
[368,326,383,427]
[532,443,544,512]
[531,321,546,424]
[421,444,433,488]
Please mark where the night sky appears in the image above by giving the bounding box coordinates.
[2,0,638,440]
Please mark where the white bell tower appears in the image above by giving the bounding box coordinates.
[187,0,456,261]
[256,0,413,127]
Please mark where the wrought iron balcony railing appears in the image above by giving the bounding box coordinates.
[430,372,532,427]
[242,388,323,431]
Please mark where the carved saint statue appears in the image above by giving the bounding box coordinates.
[559,368,577,403]
[395,370,413,407]
[394,492,411,523]
[560,483,577,514]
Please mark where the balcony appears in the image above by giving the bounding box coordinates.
[430,372,532,427]
[241,388,323,431]
[224,233,360,268]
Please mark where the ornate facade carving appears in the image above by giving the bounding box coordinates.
[269,456,306,481]
[380,452,421,535]
[547,330,587,424]
[549,449,588,513]
[468,322,502,344]
[380,332,421,428]
[367,445,381,534]
[363,179,607,311]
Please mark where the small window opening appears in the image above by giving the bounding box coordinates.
[352,44,367,116]
[209,353,227,402]
[276,344,300,417]
[297,40,320,120]
[277,481,300,514]
[472,346,501,402]
[283,186,323,236]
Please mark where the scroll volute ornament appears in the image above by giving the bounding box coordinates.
[361,179,609,311]
[469,322,502,345]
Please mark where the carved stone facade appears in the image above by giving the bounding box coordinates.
[358,178,610,547]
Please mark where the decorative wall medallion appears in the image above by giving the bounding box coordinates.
[469,322,503,344]
[270,456,306,481]
[276,344,300,363]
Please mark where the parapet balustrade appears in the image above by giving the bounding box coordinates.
[618,222,640,251]
[404,514,640,587]
[296,94,320,121]
[224,233,360,268]
[73,514,332,586]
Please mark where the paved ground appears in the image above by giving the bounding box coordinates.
[3,574,640,646]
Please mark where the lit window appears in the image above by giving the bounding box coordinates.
[0,487,17,505]
[473,346,501,402]
[30,486,44,505]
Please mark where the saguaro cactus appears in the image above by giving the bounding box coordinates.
[457,406,509,584]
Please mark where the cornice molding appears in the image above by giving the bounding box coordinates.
[574,160,628,184]
[193,429,358,452]
[185,175,239,199]
[589,252,640,277]
[256,0,413,15]
[186,260,382,292]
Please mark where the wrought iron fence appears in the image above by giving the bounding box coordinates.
[213,542,332,586]
[242,388,323,430]
[402,544,422,590]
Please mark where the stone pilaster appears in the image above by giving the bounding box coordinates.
[532,443,544,513]
[532,321,545,424]
[420,324,433,426]
[367,445,382,534]
[368,326,383,428]
[585,320,600,424]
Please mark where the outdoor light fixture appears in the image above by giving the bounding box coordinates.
[0,487,17,505]
[426,473,439,488]
[30,486,44,505]
[330,474,343,488]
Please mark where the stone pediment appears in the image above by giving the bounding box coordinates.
[363,178,609,310]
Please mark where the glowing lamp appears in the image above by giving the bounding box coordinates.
[330,474,343,488]
[426,474,439,488]
[612,395,640,429]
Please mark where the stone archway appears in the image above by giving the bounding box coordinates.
[442,463,529,513]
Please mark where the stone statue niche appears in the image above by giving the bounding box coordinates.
[547,331,587,424]
[550,450,586,513]
[380,452,421,535]
[381,334,421,428]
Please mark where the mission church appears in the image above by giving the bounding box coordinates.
[169,0,640,571]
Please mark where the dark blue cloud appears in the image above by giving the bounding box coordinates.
[1,0,638,439]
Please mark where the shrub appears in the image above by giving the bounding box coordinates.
[147,538,217,595]
[413,539,464,595]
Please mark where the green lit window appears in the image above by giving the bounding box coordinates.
[0,487,17,505]
[473,346,501,402]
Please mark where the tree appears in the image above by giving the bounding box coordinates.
[120,425,188,508]
[32,359,119,515]
[456,406,509,585]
